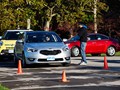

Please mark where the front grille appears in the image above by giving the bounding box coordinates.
[38,58,63,61]
[6,47,14,49]
[5,44,14,46]
[40,50,61,55]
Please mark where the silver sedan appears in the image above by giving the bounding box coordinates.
[14,31,71,67]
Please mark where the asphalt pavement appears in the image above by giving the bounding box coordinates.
[0,56,120,90]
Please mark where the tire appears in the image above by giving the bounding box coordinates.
[22,52,27,68]
[106,46,116,56]
[13,54,18,67]
[71,46,80,57]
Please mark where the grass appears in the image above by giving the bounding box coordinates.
[115,51,120,56]
[0,84,9,90]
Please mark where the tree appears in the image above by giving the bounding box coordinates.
[0,0,108,36]
[98,0,120,41]
[55,0,108,36]
[0,0,44,33]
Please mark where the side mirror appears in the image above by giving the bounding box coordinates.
[63,39,68,42]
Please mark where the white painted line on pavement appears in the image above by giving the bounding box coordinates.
[0,75,94,83]
[11,80,120,90]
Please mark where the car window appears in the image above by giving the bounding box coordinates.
[88,35,97,40]
[96,34,108,40]
[3,31,25,40]
[25,32,62,43]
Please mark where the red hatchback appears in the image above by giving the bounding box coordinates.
[64,33,120,57]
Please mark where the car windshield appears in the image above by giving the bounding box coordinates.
[25,32,62,43]
[3,31,24,40]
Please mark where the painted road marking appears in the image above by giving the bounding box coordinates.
[11,80,120,90]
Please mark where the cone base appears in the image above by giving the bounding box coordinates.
[103,68,109,70]
[62,80,70,83]
[59,80,70,83]
[17,72,23,74]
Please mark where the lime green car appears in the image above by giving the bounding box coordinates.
[0,30,32,55]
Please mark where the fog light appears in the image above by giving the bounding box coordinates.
[65,57,70,60]
[28,58,35,61]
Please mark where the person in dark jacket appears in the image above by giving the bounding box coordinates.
[77,22,88,65]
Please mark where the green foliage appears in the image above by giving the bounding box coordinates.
[0,84,9,90]
[0,0,108,34]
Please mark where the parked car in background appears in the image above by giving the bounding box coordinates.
[0,29,32,56]
[64,33,120,57]
[14,31,71,67]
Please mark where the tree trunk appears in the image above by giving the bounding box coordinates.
[44,20,50,31]
[27,19,31,30]
[94,0,97,33]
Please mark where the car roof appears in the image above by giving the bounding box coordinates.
[26,31,55,34]
[88,33,108,36]
[7,29,33,32]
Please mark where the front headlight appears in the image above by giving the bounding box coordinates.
[27,48,38,52]
[62,46,69,51]
[0,41,3,46]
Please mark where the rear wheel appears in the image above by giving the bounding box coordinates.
[106,46,116,56]
[71,46,80,57]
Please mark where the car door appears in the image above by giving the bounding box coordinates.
[94,34,109,53]
[86,34,97,53]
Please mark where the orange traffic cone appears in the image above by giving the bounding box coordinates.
[104,56,109,70]
[17,60,23,74]
[61,70,69,82]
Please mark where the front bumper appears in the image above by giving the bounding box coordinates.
[0,49,14,55]
[24,51,71,65]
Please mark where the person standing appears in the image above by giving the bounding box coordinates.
[77,22,88,65]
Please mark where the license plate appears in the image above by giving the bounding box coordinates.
[47,56,55,60]
[8,50,14,53]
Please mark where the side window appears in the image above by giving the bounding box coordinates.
[97,35,108,40]
[97,36,101,40]
[88,35,97,40]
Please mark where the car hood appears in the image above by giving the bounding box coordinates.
[24,42,66,49]
[1,40,16,47]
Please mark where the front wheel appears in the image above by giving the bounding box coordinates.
[22,52,27,68]
[13,55,19,67]
[106,46,116,56]
[71,46,80,57]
